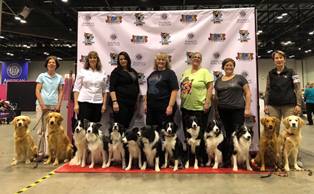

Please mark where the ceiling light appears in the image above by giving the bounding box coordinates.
[267,49,273,53]
[0,35,4,39]
[281,13,288,16]
[289,55,295,58]
[20,19,27,24]
[276,15,283,20]
[298,47,302,50]
[25,58,31,61]
[305,49,312,53]
[54,38,58,41]
[14,15,21,21]
[61,0,68,3]
[57,57,63,60]
[309,31,314,35]
[43,52,50,55]
[256,30,263,35]
[6,52,14,56]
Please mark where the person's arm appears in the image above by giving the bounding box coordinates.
[264,74,270,114]
[143,95,147,113]
[110,91,119,112]
[35,83,47,110]
[204,81,213,112]
[294,81,302,114]
[243,83,251,117]
[166,90,178,116]
[73,72,83,114]
[109,70,119,112]
[56,84,64,112]
[102,92,107,113]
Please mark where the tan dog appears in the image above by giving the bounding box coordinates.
[253,116,280,171]
[278,115,304,172]
[11,115,37,165]
[44,112,73,166]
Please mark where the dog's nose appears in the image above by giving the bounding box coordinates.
[17,122,22,127]
[292,123,296,128]
[50,121,54,125]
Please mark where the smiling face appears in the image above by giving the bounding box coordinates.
[118,54,128,69]
[88,53,98,70]
[156,56,167,70]
[223,61,235,76]
[191,52,202,69]
[47,59,57,72]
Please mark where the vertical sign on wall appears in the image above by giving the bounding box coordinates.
[1,61,29,83]
[77,8,259,150]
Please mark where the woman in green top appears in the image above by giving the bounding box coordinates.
[180,52,214,136]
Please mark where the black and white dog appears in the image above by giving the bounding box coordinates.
[106,122,126,169]
[185,115,202,169]
[204,119,225,169]
[85,120,109,168]
[231,125,253,171]
[139,125,162,172]
[69,120,88,167]
[122,127,142,171]
[161,122,184,171]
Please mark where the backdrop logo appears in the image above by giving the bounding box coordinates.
[134,54,146,66]
[84,14,91,21]
[239,30,250,42]
[237,10,249,23]
[212,11,223,23]
[208,33,226,41]
[105,16,122,23]
[185,51,193,65]
[82,14,94,26]
[180,15,197,23]
[79,55,87,63]
[210,52,222,65]
[108,34,120,46]
[131,35,148,43]
[160,32,171,45]
[7,63,22,78]
[161,13,168,20]
[109,53,118,65]
[83,32,94,45]
[134,13,145,26]
[236,52,254,60]
[110,34,117,40]
[135,53,143,60]
[185,33,197,45]
[137,72,146,84]
[240,10,246,17]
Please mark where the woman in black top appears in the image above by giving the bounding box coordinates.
[110,51,139,129]
[214,58,251,166]
[144,53,179,130]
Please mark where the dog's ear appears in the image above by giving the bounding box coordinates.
[132,127,139,133]
[298,117,304,128]
[45,112,51,123]
[12,116,18,126]
[94,123,102,130]
[283,117,290,128]
[57,113,63,125]
[25,116,31,126]
[83,119,90,129]
[261,117,266,125]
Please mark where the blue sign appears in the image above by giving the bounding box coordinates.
[1,61,28,83]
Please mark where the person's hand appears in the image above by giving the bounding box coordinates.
[40,103,48,111]
[112,102,119,112]
[166,106,173,116]
[294,105,301,115]
[244,108,251,118]
[101,104,107,113]
[204,102,210,113]
[55,104,61,112]
[74,103,79,114]
[264,105,269,115]
[143,102,147,113]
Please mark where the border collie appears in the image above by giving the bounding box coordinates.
[106,122,126,169]
[185,115,202,169]
[85,120,108,168]
[139,125,162,172]
[70,120,88,167]
[122,127,142,170]
[231,125,253,171]
[204,119,225,169]
[161,122,184,171]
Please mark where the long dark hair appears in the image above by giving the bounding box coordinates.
[84,51,102,71]
[117,51,132,71]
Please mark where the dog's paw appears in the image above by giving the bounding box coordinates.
[44,160,50,165]
[295,165,302,171]
[125,166,131,171]
[155,167,160,172]
[161,164,167,169]
[102,164,107,168]
[284,165,290,172]
[212,163,218,169]
[11,160,17,166]
[53,161,59,166]
[260,166,266,171]
[185,162,189,169]
[233,167,238,171]
[194,164,199,169]
[89,164,94,168]
[247,166,253,171]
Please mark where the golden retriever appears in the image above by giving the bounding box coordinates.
[278,115,304,172]
[44,112,73,166]
[11,115,37,165]
[252,116,280,171]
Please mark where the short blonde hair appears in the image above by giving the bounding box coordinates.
[271,50,286,60]
[154,53,170,70]
[191,52,202,61]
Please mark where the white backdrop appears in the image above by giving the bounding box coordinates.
[77,8,259,150]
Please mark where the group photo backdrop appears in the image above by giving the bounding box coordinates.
[77,8,258,150]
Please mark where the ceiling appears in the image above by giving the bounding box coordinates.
[1,0,314,61]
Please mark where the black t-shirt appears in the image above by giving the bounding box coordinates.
[214,74,248,109]
[147,69,179,111]
[109,67,139,106]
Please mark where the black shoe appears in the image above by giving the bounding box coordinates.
[306,123,313,125]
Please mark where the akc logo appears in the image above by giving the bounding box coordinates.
[109,52,118,65]
[7,63,22,78]
[160,32,171,45]
[83,33,94,45]
[161,13,168,20]
[105,16,122,23]
[212,11,223,23]
[185,51,193,65]
[180,15,197,23]
[208,33,226,41]
[131,35,148,43]
[134,13,145,26]
[236,52,254,60]
[239,30,250,42]
[79,55,87,63]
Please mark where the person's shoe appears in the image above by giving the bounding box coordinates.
[297,160,304,168]
[306,123,313,125]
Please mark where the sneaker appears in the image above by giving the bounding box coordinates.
[297,160,303,168]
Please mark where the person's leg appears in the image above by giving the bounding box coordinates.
[268,105,282,135]
[218,108,233,167]
[306,103,314,125]
[90,103,102,123]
